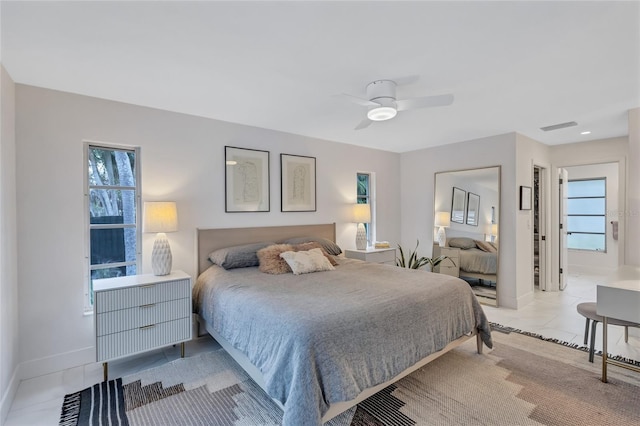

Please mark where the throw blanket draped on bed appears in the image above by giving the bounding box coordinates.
[193,258,492,426]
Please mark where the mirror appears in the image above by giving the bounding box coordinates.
[435,166,500,306]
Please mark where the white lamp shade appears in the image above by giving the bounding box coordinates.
[434,211,451,228]
[491,223,498,235]
[353,204,371,223]
[143,202,178,233]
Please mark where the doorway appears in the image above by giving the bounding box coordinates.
[533,166,547,290]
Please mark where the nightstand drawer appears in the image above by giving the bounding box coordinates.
[361,251,395,264]
[96,298,191,336]
[97,317,191,361]
[345,248,396,265]
[437,265,459,277]
[95,278,190,313]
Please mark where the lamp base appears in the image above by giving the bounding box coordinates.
[152,233,172,276]
[356,223,367,250]
[437,227,447,248]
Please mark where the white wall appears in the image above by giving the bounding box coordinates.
[401,133,519,308]
[565,162,619,271]
[627,107,640,266]
[0,65,19,423]
[15,84,401,378]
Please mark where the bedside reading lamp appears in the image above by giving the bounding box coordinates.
[353,204,371,250]
[434,211,450,247]
[143,201,178,276]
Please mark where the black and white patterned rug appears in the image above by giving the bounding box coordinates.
[60,328,640,426]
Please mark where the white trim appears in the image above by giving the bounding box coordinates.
[0,366,20,425]
[18,346,95,381]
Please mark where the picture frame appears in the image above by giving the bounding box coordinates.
[451,187,466,224]
[281,154,316,212]
[225,146,270,212]
[520,185,532,210]
[466,192,480,226]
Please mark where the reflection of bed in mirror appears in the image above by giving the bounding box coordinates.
[447,234,497,284]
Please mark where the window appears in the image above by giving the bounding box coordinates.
[357,172,374,244]
[567,178,606,251]
[85,143,141,311]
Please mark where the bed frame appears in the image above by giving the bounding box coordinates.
[196,223,483,422]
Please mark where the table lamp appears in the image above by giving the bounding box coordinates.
[353,204,371,250]
[143,201,178,275]
[434,211,450,247]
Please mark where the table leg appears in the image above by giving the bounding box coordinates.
[601,316,608,383]
[103,362,108,382]
[181,342,185,358]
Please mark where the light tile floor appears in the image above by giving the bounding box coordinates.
[5,272,640,426]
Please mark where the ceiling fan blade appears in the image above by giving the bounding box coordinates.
[338,93,380,108]
[354,119,373,130]
[396,94,454,111]
[391,75,420,86]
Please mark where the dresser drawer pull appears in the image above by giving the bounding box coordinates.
[140,284,155,289]
[139,303,156,308]
[139,324,156,330]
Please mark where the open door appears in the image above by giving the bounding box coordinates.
[558,168,568,290]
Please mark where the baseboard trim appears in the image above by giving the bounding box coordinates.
[0,365,20,426]
[19,346,95,381]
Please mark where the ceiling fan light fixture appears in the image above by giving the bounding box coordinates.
[367,106,397,121]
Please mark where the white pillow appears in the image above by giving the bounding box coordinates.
[279,248,335,275]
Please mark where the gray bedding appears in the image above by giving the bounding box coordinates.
[193,257,492,426]
[459,247,498,275]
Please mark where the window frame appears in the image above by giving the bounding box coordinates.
[357,172,376,245]
[566,177,606,252]
[84,141,142,312]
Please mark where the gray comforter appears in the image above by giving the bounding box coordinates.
[193,258,492,426]
[459,247,498,275]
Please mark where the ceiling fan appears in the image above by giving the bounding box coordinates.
[340,77,454,130]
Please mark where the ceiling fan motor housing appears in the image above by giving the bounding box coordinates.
[366,80,398,107]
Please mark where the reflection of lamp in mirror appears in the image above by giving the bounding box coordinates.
[491,223,498,243]
[434,211,450,247]
[353,204,371,250]
[143,202,178,276]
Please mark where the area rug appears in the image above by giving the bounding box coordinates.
[60,330,640,426]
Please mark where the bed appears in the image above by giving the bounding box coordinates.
[193,223,492,425]
[448,237,498,284]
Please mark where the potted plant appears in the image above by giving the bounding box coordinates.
[396,240,455,271]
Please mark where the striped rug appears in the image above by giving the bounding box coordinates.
[60,328,640,425]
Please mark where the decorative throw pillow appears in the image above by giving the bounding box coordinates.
[448,237,476,249]
[292,242,338,266]
[475,240,497,253]
[208,242,274,269]
[279,248,336,275]
[257,244,294,274]
[282,237,343,256]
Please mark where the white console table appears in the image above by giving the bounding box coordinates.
[596,266,640,382]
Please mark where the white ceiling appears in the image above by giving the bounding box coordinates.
[2,1,639,153]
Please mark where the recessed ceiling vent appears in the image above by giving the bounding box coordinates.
[540,121,578,132]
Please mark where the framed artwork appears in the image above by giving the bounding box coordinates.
[281,154,316,212]
[225,146,270,212]
[451,187,466,224]
[466,192,480,226]
[520,185,532,210]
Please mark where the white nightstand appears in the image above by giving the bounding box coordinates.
[344,247,397,265]
[432,245,460,277]
[93,270,192,381]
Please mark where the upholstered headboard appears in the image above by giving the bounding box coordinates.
[196,223,336,275]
